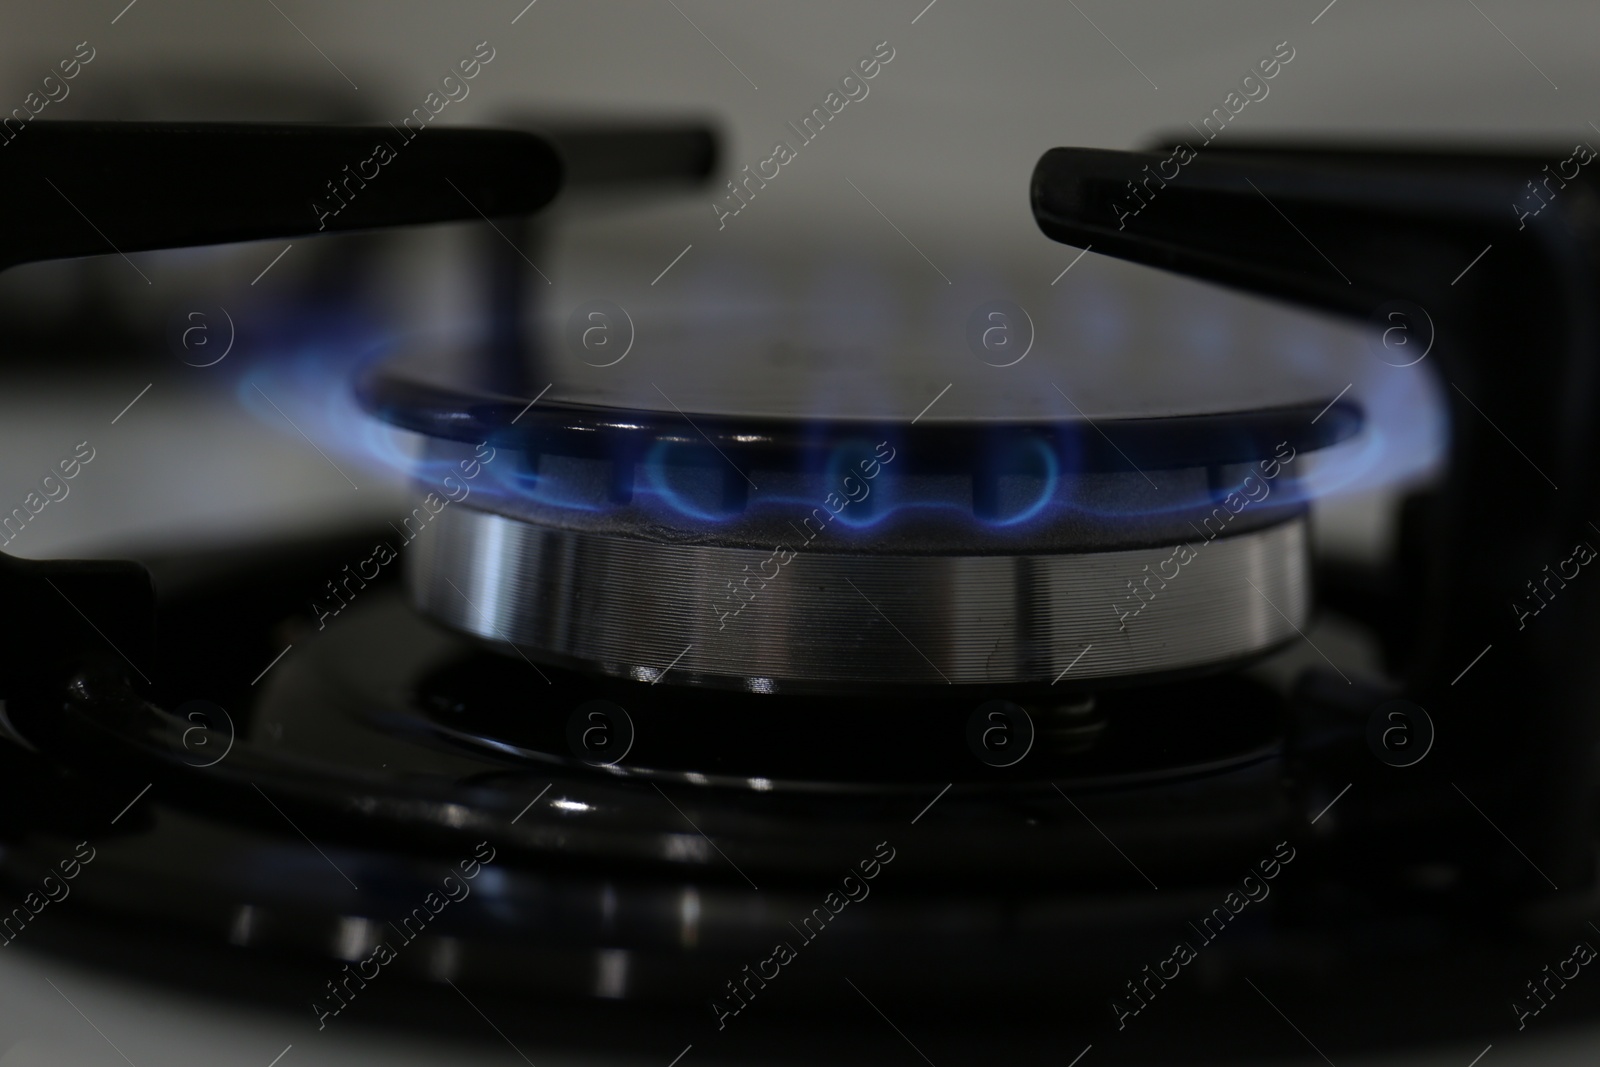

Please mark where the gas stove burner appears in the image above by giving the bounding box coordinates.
[360,361,1360,690]
[7,114,1600,1058]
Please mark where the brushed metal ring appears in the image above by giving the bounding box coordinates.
[407,505,1310,692]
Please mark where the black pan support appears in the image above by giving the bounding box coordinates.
[0,120,706,699]
[0,122,562,272]
[471,118,719,395]
[1033,144,1600,893]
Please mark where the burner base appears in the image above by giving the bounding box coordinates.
[408,505,1312,690]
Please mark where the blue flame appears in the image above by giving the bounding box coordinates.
[989,436,1062,527]
[233,308,424,486]
[482,453,610,513]
[640,440,740,523]
[232,292,1447,539]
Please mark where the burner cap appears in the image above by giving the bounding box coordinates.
[358,351,1360,471]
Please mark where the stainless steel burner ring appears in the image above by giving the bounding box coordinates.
[408,505,1310,691]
